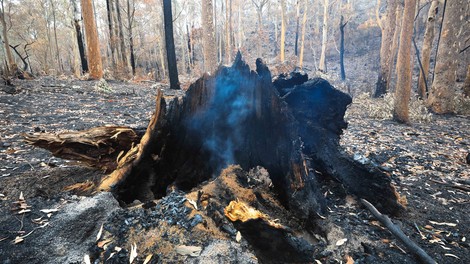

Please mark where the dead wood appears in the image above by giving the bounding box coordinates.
[22,126,141,172]
[361,199,436,264]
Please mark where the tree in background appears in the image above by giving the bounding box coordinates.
[162,0,179,90]
[80,0,103,79]
[298,0,308,69]
[374,0,398,97]
[202,0,217,73]
[417,0,438,99]
[71,0,88,74]
[318,0,329,72]
[393,0,416,124]
[280,0,286,63]
[428,0,465,114]
[0,0,16,74]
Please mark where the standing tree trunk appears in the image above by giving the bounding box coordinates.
[294,0,300,56]
[50,0,63,73]
[115,0,129,71]
[427,0,463,114]
[417,0,438,99]
[0,0,15,74]
[80,0,103,79]
[339,16,348,81]
[464,65,470,97]
[374,0,398,97]
[251,0,268,59]
[319,0,329,72]
[280,0,286,63]
[202,0,217,73]
[386,5,403,93]
[163,0,180,90]
[298,0,308,69]
[393,0,416,124]
[225,0,232,63]
[127,0,136,75]
[71,0,88,74]
[106,0,117,68]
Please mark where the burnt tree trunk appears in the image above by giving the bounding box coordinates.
[97,53,403,217]
[162,0,180,90]
[339,16,347,81]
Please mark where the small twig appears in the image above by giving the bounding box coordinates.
[361,199,436,264]
[429,179,470,192]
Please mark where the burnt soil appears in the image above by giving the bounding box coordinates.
[0,77,469,264]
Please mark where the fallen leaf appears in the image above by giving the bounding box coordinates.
[176,245,202,257]
[236,231,242,242]
[115,246,122,252]
[106,252,116,261]
[17,209,31,214]
[444,253,460,259]
[335,238,348,246]
[143,254,153,264]
[346,255,354,264]
[84,254,91,264]
[429,221,457,227]
[188,199,198,210]
[97,239,113,248]
[96,223,104,242]
[314,260,322,264]
[12,236,24,244]
[40,208,59,214]
[129,243,138,263]
[19,192,24,201]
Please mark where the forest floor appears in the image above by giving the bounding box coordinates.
[0,76,469,264]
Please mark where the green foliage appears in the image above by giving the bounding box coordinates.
[94,78,114,93]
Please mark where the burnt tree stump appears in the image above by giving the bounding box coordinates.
[97,53,404,218]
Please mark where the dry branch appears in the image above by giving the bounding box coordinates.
[361,199,436,264]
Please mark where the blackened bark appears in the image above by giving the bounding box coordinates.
[163,0,180,90]
[75,24,89,73]
[127,0,136,75]
[339,16,347,81]
[106,0,116,67]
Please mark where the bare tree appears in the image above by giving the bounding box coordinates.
[71,0,88,74]
[280,0,286,62]
[374,0,398,97]
[417,0,438,99]
[106,0,117,67]
[393,0,416,124]
[80,0,103,79]
[202,0,217,73]
[339,15,348,80]
[427,0,466,114]
[251,0,269,59]
[319,0,329,72]
[0,0,16,73]
[126,0,136,75]
[163,0,179,90]
[225,0,232,63]
[298,0,308,69]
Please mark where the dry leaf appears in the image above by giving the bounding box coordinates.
[444,253,460,259]
[17,209,31,214]
[96,223,104,242]
[12,236,24,244]
[314,260,322,264]
[129,243,138,263]
[84,254,91,264]
[97,239,113,248]
[175,245,202,257]
[335,238,348,246]
[381,239,391,243]
[236,231,242,242]
[40,208,58,214]
[143,254,153,264]
[107,252,116,261]
[188,199,198,210]
[0,237,7,242]
[346,255,354,264]
[19,192,24,201]
[46,213,52,218]
[115,246,122,252]
[429,221,457,227]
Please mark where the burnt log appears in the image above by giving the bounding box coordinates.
[22,126,142,172]
[97,53,404,217]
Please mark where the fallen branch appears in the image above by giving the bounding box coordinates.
[361,199,436,264]
[429,179,470,192]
